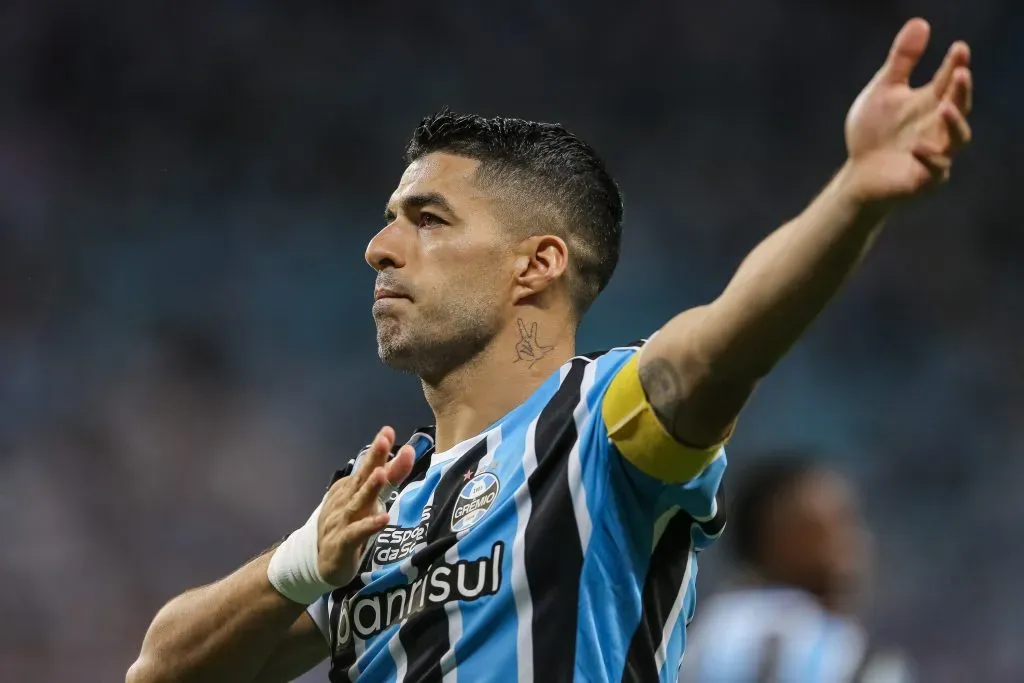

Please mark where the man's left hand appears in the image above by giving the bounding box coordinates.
[844,18,973,204]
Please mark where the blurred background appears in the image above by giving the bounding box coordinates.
[0,1,1019,681]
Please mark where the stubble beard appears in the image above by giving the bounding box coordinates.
[376,306,498,385]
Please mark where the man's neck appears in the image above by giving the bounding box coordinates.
[424,320,575,452]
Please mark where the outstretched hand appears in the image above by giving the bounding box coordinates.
[844,18,973,203]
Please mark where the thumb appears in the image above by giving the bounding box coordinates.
[877,18,930,85]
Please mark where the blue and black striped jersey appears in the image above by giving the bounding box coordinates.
[308,343,728,682]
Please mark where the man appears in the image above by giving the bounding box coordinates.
[679,455,913,682]
[127,18,972,683]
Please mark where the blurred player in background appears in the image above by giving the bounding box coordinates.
[128,18,971,683]
[679,454,914,682]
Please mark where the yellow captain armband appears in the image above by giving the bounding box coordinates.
[601,353,725,484]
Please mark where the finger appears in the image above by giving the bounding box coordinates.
[931,41,970,99]
[385,444,416,485]
[516,319,528,337]
[347,467,389,514]
[340,512,392,544]
[961,70,973,116]
[529,322,538,339]
[879,18,931,85]
[912,146,952,184]
[945,67,972,115]
[360,428,394,476]
[942,102,973,149]
[353,427,395,485]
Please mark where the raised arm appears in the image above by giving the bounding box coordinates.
[638,19,973,449]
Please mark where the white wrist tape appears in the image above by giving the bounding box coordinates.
[267,498,338,605]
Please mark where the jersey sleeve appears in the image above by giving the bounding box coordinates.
[581,344,727,540]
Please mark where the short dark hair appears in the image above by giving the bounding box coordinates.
[730,453,821,569]
[405,110,623,318]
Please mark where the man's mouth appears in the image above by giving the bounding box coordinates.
[374,287,410,302]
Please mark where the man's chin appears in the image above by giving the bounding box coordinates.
[377,339,420,374]
[375,325,494,382]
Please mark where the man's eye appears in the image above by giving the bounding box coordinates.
[418,212,444,227]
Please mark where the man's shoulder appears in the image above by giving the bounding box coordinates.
[480,342,649,447]
[557,340,648,394]
[542,341,648,408]
[576,339,648,362]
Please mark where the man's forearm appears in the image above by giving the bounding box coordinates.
[641,163,887,445]
[699,162,887,379]
[127,552,309,683]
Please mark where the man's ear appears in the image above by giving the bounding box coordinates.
[511,235,569,303]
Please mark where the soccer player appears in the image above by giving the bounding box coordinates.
[128,19,972,683]
[679,455,913,682]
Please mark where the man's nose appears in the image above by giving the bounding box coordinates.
[365,222,407,271]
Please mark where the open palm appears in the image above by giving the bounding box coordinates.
[844,18,973,203]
